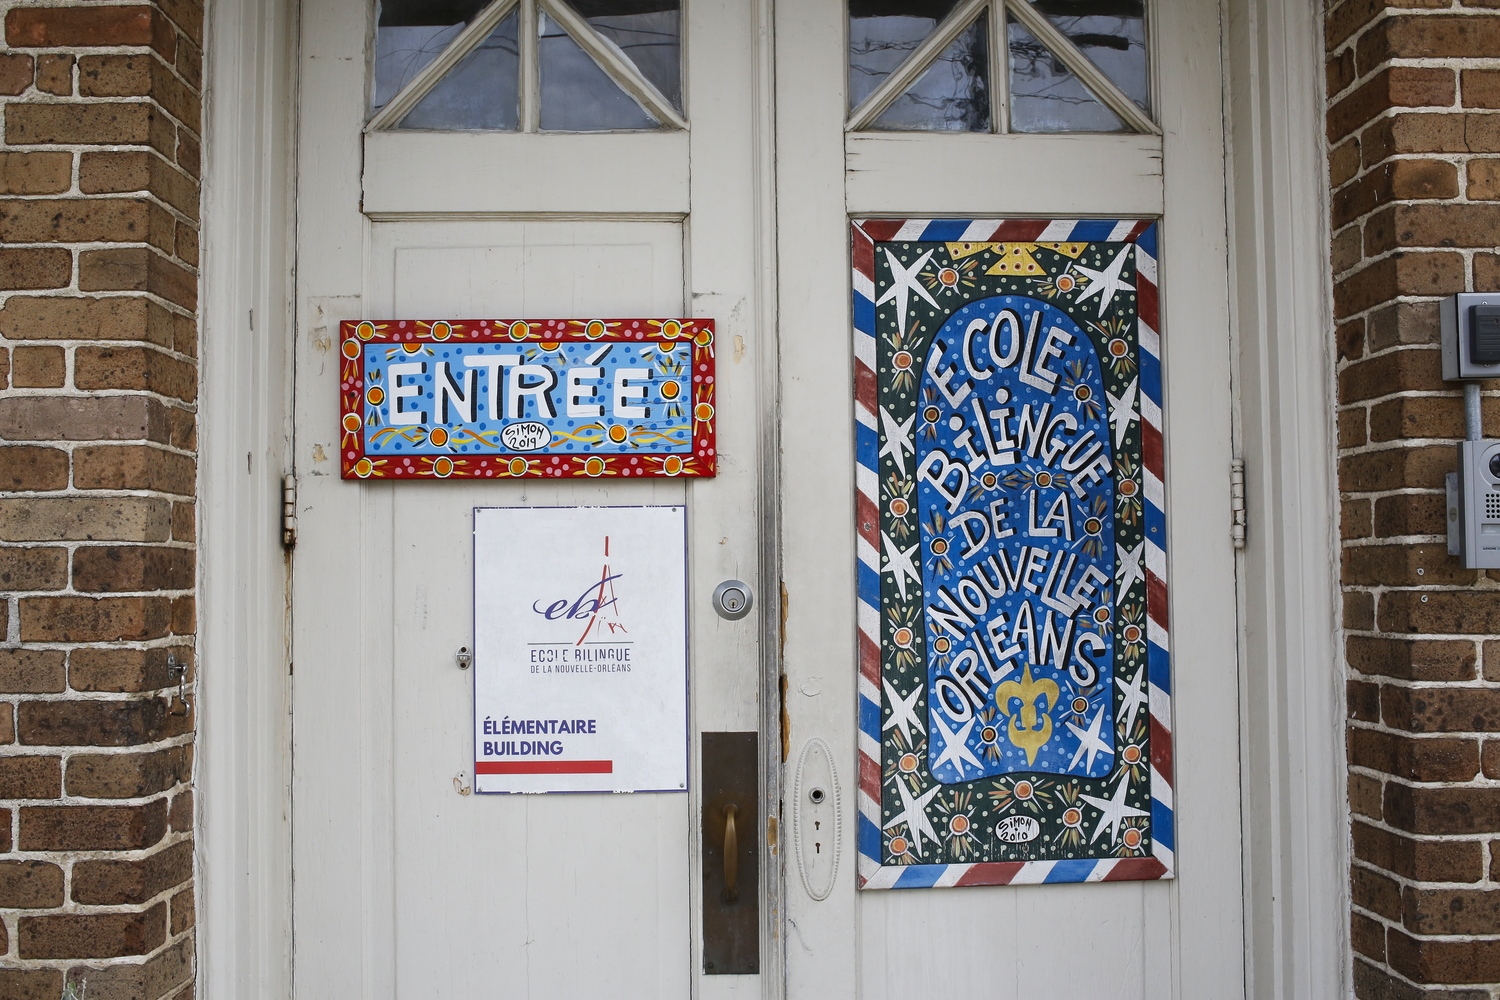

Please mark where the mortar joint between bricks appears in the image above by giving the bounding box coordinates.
[0,291,204,318]
[0,346,203,369]
[1337,438,1467,455]
[1360,625,1500,638]
[3,685,198,701]
[0,190,206,226]
[1351,816,1500,844]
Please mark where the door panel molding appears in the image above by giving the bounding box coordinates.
[363,132,691,216]
[845,134,1164,218]
[365,212,688,223]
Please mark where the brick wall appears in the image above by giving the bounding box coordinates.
[0,1,200,997]
[1328,1,1500,995]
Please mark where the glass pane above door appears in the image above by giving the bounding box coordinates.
[375,0,684,132]
[1026,0,1148,117]
[399,10,520,131]
[848,0,962,110]
[1007,15,1124,132]
[871,11,989,132]
[540,11,661,130]
[846,0,1152,134]
[373,0,493,115]
[561,0,683,110]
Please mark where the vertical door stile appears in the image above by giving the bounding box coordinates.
[294,0,396,994]
[683,0,782,991]
[1151,1,1244,994]
[776,2,863,996]
[752,0,787,992]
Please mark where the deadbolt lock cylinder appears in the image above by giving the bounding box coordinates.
[712,580,753,621]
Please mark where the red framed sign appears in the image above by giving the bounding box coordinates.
[339,318,717,480]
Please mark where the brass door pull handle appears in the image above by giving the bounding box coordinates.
[701,734,758,974]
[722,803,739,903]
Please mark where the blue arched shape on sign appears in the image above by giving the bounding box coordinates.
[913,295,1116,783]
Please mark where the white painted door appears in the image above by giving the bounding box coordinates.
[777,2,1245,997]
[289,1,1245,998]
[292,1,772,997]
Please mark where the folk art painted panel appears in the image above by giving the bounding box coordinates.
[338,318,716,480]
[853,219,1173,889]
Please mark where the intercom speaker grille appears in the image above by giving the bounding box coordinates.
[1486,492,1500,520]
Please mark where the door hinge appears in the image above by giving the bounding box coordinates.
[282,474,298,549]
[1230,458,1246,550]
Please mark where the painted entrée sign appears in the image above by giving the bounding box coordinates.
[338,318,716,480]
[853,218,1174,890]
[472,505,688,794]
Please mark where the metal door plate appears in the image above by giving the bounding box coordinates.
[701,732,759,974]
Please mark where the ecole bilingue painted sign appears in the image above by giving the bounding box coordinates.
[338,318,716,480]
[853,218,1175,890]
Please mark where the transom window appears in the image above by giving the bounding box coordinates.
[370,0,684,132]
[848,0,1153,133]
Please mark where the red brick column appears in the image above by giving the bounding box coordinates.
[0,2,199,996]
[1329,2,1500,995]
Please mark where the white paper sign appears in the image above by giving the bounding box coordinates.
[472,506,688,793]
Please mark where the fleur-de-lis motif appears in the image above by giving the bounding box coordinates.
[996,663,1059,766]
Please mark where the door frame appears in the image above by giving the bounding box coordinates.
[196,0,1343,996]
[1225,0,1348,995]
[196,0,296,997]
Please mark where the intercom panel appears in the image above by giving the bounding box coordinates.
[1456,440,1500,569]
[1442,293,1500,381]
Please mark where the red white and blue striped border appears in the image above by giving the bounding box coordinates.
[852,218,1174,889]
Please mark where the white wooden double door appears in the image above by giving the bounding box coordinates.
[289,1,1246,997]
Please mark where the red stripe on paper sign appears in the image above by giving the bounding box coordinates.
[476,761,614,775]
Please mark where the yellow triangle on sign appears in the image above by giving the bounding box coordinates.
[942,241,1090,276]
[945,242,1001,261]
[985,243,1090,276]
[986,245,1047,276]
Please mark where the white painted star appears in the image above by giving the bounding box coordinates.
[930,714,983,778]
[882,677,923,746]
[884,777,942,857]
[1116,665,1149,733]
[881,531,920,603]
[1073,246,1135,318]
[1106,378,1138,449]
[876,248,939,334]
[1080,771,1151,845]
[1116,541,1144,592]
[879,406,915,475]
[1066,705,1113,773]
